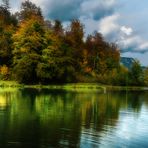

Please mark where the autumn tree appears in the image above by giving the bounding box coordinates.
[12,1,45,83]
[106,43,120,71]
[85,32,120,76]
[0,65,9,80]
[37,29,76,83]
[53,20,64,36]
[17,0,43,21]
[0,0,17,66]
[87,33,105,74]
[65,19,84,72]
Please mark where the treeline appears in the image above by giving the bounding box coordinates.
[0,0,148,86]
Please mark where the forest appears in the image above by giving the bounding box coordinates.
[0,0,148,86]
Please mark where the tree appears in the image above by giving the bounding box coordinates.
[106,43,120,70]
[143,68,148,86]
[37,30,76,83]
[12,15,45,83]
[18,0,43,21]
[0,65,9,80]
[129,60,143,86]
[115,65,129,86]
[0,1,17,66]
[85,32,120,75]
[53,20,64,36]
[65,19,84,71]
[0,26,13,65]
[12,56,38,83]
[1,0,9,10]
[14,17,45,52]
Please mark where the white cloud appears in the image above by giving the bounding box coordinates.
[139,42,148,50]
[98,13,120,36]
[118,35,148,52]
[121,26,133,36]
[97,13,148,53]
[118,36,140,49]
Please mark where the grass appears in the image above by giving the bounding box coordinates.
[0,81,148,92]
[105,85,148,91]
[0,81,22,92]
[25,83,106,92]
[0,81,22,87]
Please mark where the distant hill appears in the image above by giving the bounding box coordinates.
[120,57,146,70]
[120,57,135,69]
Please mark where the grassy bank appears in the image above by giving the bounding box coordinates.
[0,81,105,92]
[24,83,106,92]
[106,85,148,91]
[0,81,148,92]
[0,81,22,87]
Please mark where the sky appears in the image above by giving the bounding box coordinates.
[2,0,148,66]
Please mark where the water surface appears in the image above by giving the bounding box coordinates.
[0,88,148,147]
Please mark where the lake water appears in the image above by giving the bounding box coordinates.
[0,88,148,148]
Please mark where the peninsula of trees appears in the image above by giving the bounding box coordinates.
[0,0,148,86]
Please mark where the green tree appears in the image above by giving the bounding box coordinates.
[143,68,148,86]
[37,30,75,83]
[129,60,143,86]
[12,55,41,84]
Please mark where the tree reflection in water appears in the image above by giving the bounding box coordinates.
[0,88,147,147]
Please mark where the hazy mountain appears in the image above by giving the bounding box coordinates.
[120,57,135,69]
[120,57,146,70]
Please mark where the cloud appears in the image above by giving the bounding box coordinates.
[43,0,117,21]
[120,26,133,36]
[118,36,141,51]
[97,13,148,53]
[80,0,117,20]
[118,35,148,53]
[139,42,148,50]
[9,0,117,21]
[98,13,120,37]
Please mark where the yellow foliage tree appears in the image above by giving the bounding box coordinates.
[0,65,9,80]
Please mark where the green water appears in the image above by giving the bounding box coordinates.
[0,88,148,147]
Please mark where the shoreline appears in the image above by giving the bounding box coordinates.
[0,81,148,92]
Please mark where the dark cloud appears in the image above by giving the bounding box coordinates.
[8,0,117,21]
[44,0,82,21]
[41,0,117,21]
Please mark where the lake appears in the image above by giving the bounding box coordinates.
[0,88,148,148]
